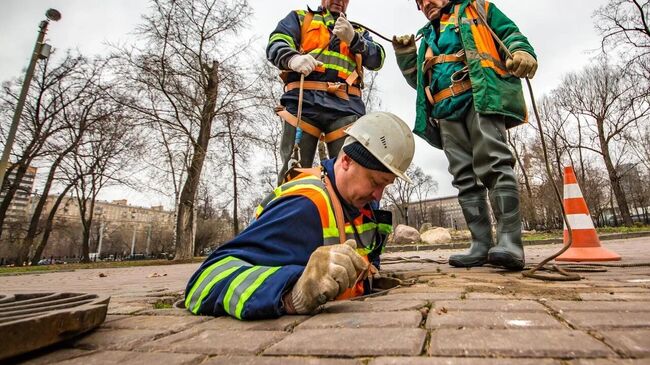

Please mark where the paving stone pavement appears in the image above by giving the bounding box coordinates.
[2,237,649,364]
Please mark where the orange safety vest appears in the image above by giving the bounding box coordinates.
[255,167,373,300]
[290,10,364,88]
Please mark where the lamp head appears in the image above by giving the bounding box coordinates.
[45,9,61,21]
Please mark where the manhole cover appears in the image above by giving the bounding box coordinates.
[0,292,110,360]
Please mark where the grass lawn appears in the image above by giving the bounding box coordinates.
[523,225,650,241]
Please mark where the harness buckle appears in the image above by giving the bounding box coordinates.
[326,82,345,94]
[450,66,470,83]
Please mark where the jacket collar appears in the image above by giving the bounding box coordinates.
[321,158,362,221]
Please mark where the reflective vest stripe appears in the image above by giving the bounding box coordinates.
[224,266,281,319]
[297,11,335,26]
[185,256,248,314]
[308,49,356,67]
[269,33,296,49]
[222,266,281,319]
[453,1,509,76]
[255,176,339,240]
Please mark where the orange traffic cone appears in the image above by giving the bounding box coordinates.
[556,167,621,262]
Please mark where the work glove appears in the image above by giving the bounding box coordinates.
[284,239,368,314]
[333,15,356,45]
[392,34,417,54]
[288,54,323,76]
[506,51,538,79]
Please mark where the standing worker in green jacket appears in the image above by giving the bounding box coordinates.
[393,0,537,270]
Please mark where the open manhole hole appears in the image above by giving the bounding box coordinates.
[0,293,110,361]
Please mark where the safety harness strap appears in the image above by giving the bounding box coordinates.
[425,79,473,105]
[423,48,466,73]
[285,80,362,100]
[289,167,347,245]
[275,107,353,143]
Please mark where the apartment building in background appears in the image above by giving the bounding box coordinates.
[0,165,37,223]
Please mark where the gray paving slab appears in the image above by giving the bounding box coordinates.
[145,330,287,356]
[432,300,547,312]
[323,299,427,313]
[547,300,650,312]
[365,292,461,302]
[601,329,650,358]
[52,350,205,365]
[20,349,97,365]
[426,311,564,329]
[195,315,310,331]
[579,293,650,301]
[571,360,650,365]
[201,356,362,365]
[71,329,164,351]
[429,329,615,358]
[264,328,427,357]
[296,311,422,329]
[370,358,561,365]
[561,311,650,329]
[103,315,207,331]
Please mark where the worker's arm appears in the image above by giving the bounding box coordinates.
[349,27,386,71]
[486,3,537,78]
[393,35,419,89]
[267,11,302,71]
[184,196,323,320]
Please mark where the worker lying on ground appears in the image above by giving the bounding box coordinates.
[393,0,537,270]
[267,0,385,184]
[184,112,415,320]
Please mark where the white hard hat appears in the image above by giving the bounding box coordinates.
[344,112,415,183]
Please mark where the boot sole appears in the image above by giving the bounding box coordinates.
[449,257,487,268]
[488,252,524,271]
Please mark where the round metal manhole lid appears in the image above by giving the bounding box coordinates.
[0,292,110,361]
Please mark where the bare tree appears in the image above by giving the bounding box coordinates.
[555,60,650,225]
[72,112,142,262]
[383,165,437,226]
[113,0,255,260]
[0,53,87,239]
[595,0,650,60]
[14,57,112,265]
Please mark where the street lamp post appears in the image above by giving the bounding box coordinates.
[0,9,61,189]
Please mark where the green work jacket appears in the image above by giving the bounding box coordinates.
[396,0,536,149]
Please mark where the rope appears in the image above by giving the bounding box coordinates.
[349,21,423,43]
[286,35,334,176]
[381,255,448,265]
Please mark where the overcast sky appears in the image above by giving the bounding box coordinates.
[0,0,610,208]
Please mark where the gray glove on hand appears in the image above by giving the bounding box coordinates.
[288,54,323,76]
[285,239,368,314]
[333,15,356,44]
[392,34,416,54]
[506,51,537,79]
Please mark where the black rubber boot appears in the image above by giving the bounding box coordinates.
[449,195,494,268]
[488,189,525,270]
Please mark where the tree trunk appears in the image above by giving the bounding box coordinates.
[174,61,219,260]
[228,122,240,235]
[30,185,74,265]
[511,142,538,229]
[597,119,633,226]
[16,157,63,264]
[79,198,96,263]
